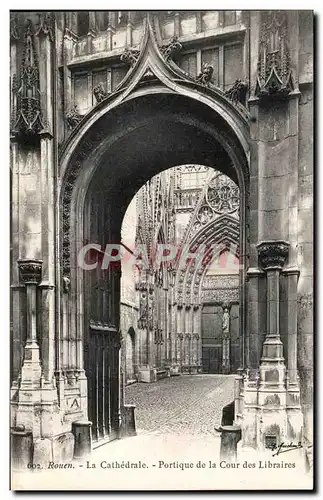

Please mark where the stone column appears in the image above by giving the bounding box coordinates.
[87,12,96,54]
[256,240,301,446]
[246,268,266,373]
[281,267,300,385]
[257,241,289,386]
[106,12,116,52]
[16,260,43,390]
[126,12,134,47]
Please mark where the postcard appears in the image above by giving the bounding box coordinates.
[10,9,314,491]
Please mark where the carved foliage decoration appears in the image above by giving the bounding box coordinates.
[18,259,42,284]
[93,82,109,104]
[255,11,294,99]
[120,47,140,67]
[257,240,289,270]
[160,37,182,61]
[66,105,82,130]
[12,19,44,139]
[225,79,249,106]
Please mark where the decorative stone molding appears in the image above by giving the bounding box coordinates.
[203,275,239,290]
[17,259,42,284]
[225,79,248,106]
[11,19,44,140]
[297,293,313,317]
[35,12,54,41]
[255,10,294,99]
[64,26,78,42]
[120,47,140,67]
[10,13,20,41]
[196,62,214,86]
[66,106,82,129]
[202,288,239,303]
[257,240,289,270]
[93,82,108,104]
[89,319,117,330]
[140,68,156,82]
[160,36,182,61]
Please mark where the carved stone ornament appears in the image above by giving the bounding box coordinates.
[206,174,240,214]
[120,47,140,67]
[257,240,289,270]
[255,11,294,99]
[63,275,71,293]
[160,37,182,61]
[154,327,164,345]
[196,62,214,86]
[66,106,82,129]
[10,14,20,41]
[93,82,108,104]
[12,19,44,139]
[35,12,54,41]
[18,259,42,284]
[225,79,249,106]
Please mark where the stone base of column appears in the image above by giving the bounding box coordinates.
[11,344,76,469]
[240,341,303,450]
[19,341,42,384]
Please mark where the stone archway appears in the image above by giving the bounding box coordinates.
[58,93,249,446]
[56,19,250,446]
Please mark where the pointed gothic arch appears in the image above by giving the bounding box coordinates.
[55,13,250,444]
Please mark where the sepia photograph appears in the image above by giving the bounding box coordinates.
[9,8,314,491]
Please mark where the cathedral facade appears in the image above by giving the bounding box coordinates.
[10,11,313,466]
[120,166,241,383]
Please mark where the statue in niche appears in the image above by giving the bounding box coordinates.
[222,306,230,334]
[222,305,230,374]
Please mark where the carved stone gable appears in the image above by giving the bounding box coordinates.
[12,19,44,141]
[255,11,294,99]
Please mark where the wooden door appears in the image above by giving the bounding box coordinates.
[201,305,223,373]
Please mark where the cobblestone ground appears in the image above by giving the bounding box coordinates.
[125,374,235,436]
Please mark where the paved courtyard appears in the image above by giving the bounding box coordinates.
[14,375,311,490]
[125,374,235,436]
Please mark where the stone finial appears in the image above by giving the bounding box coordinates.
[17,259,42,284]
[12,19,44,139]
[256,240,289,270]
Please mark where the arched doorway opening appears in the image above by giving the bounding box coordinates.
[120,165,241,380]
[58,92,249,447]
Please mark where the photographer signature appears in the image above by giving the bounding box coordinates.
[269,442,303,456]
